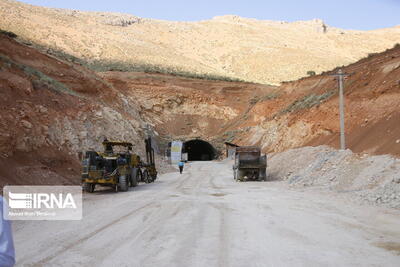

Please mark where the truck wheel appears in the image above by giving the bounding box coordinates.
[259,168,267,181]
[130,168,139,187]
[118,175,129,192]
[83,183,95,193]
[238,170,246,182]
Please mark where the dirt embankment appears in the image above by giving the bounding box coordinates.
[269,145,400,209]
[101,72,275,147]
[104,45,400,158]
[233,45,400,157]
[0,34,149,187]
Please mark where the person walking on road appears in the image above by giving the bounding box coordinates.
[178,161,184,174]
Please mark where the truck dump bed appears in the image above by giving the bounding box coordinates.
[233,146,267,181]
[235,146,262,169]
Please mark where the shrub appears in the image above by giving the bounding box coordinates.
[0,54,78,96]
[86,59,246,82]
[23,65,78,96]
[26,41,254,83]
[279,91,335,115]
[261,92,279,101]
[249,96,259,105]
[0,29,17,38]
[307,70,316,76]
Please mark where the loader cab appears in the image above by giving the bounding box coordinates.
[102,141,133,154]
[103,157,117,172]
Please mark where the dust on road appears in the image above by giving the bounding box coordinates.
[13,161,400,266]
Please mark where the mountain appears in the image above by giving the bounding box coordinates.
[1,0,400,84]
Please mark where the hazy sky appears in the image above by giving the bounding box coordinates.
[19,0,400,30]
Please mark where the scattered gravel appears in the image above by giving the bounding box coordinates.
[268,146,400,209]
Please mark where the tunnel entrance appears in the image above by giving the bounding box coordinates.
[183,139,216,161]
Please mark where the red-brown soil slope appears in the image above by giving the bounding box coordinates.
[235,45,400,157]
[101,72,275,144]
[0,34,148,187]
[102,45,400,157]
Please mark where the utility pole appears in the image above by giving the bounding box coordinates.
[330,69,350,150]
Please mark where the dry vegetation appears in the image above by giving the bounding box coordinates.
[1,0,400,84]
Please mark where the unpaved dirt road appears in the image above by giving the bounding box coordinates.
[13,161,400,266]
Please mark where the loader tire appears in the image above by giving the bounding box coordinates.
[118,175,128,192]
[137,169,143,183]
[151,172,157,182]
[83,183,95,193]
[130,168,139,187]
[142,170,151,184]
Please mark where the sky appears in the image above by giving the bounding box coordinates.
[19,0,400,30]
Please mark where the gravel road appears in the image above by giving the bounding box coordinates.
[13,161,400,266]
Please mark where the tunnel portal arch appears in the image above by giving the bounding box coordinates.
[183,139,216,161]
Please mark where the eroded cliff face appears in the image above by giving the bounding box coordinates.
[100,72,275,142]
[235,45,400,156]
[0,35,149,186]
[1,32,399,187]
[103,45,400,158]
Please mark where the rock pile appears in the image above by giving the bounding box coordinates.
[100,13,142,27]
[268,146,400,209]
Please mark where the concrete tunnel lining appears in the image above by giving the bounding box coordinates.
[183,139,216,161]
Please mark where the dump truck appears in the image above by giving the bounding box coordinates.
[81,138,157,193]
[233,146,267,181]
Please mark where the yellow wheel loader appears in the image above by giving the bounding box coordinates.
[81,140,141,193]
[81,137,158,193]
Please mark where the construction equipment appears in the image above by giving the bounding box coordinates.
[233,146,267,181]
[141,137,157,183]
[81,138,157,193]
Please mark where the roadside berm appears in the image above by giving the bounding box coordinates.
[268,146,400,209]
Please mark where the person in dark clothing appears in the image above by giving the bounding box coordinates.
[178,161,184,174]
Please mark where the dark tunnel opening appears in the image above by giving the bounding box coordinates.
[183,139,216,161]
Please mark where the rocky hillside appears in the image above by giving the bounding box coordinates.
[0,28,399,188]
[101,71,275,148]
[103,44,400,157]
[234,44,400,156]
[1,0,400,84]
[0,33,149,186]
